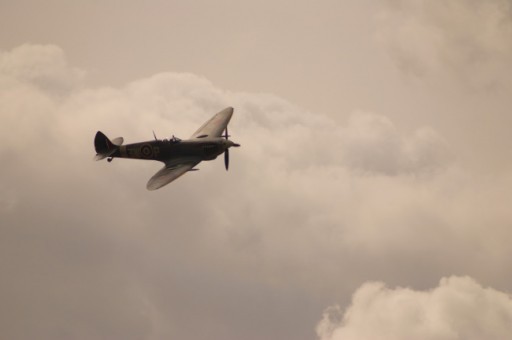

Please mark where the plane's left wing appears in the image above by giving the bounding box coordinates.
[146,160,200,190]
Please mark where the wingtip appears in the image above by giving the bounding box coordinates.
[146,181,160,191]
[222,106,234,115]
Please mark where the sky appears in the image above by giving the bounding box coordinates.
[1,1,512,339]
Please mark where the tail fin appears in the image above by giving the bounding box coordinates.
[94,131,123,160]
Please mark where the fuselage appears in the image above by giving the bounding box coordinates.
[111,137,231,163]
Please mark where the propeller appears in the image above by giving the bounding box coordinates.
[223,127,240,171]
[224,148,230,170]
[224,127,229,170]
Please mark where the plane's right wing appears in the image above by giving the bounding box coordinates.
[190,107,234,139]
[146,160,200,190]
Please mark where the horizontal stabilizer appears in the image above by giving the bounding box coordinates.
[111,137,124,146]
[94,148,117,161]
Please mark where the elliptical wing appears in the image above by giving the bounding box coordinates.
[190,107,234,139]
[146,161,201,190]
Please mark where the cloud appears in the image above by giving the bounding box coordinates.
[378,0,512,89]
[0,44,84,93]
[317,276,512,340]
[341,112,451,175]
[1,44,512,340]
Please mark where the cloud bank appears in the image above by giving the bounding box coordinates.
[317,276,512,340]
[1,44,512,340]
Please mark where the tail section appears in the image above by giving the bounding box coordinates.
[94,131,123,161]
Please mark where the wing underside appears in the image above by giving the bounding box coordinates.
[191,107,234,139]
[146,160,200,190]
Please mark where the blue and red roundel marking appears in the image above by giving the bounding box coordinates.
[140,144,153,158]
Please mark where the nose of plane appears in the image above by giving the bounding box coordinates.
[226,140,240,148]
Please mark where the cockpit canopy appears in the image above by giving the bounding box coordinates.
[162,135,181,143]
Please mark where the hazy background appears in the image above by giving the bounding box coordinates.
[1,1,512,339]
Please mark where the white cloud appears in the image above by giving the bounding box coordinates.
[0,44,84,93]
[317,276,512,340]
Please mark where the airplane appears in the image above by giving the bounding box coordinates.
[94,107,240,190]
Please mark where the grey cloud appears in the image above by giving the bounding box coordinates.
[1,44,512,340]
[341,112,451,175]
[378,0,512,89]
[317,276,512,340]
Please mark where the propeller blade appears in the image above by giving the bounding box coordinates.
[224,127,228,139]
[224,149,229,170]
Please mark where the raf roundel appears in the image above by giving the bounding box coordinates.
[140,144,153,158]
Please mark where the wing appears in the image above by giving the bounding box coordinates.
[191,107,234,139]
[146,160,200,190]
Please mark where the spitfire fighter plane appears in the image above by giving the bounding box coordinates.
[94,107,240,190]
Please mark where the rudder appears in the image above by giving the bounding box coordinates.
[94,131,116,154]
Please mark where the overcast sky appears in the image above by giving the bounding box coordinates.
[1,1,512,339]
